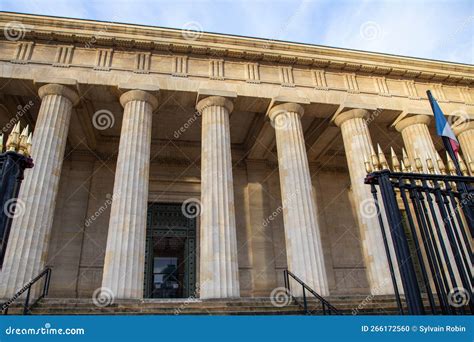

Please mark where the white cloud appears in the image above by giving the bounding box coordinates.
[319,0,473,63]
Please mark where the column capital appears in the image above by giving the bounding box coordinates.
[120,90,159,110]
[333,108,370,127]
[268,103,304,122]
[196,96,234,113]
[453,120,474,136]
[38,84,79,106]
[395,114,431,132]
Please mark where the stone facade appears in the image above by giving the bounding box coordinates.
[0,13,472,300]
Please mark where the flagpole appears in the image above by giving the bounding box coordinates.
[443,135,463,176]
[427,90,474,237]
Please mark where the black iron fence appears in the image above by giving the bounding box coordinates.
[365,169,473,315]
[0,151,33,266]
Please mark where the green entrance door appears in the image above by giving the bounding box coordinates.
[144,203,196,298]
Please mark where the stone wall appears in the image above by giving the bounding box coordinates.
[47,153,368,298]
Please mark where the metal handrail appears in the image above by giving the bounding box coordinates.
[1,267,52,315]
[284,269,340,315]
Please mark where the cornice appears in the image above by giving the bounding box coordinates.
[1,12,473,85]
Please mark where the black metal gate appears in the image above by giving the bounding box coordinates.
[0,151,33,267]
[144,203,197,298]
[365,166,473,315]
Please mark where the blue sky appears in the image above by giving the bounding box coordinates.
[1,0,473,64]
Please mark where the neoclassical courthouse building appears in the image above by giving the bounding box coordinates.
[0,12,472,303]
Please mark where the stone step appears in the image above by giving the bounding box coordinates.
[3,295,436,315]
[36,296,407,305]
[25,304,403,315]
[30,303,404,312]
[36,295,430,304]
[28,306,403,315]
[33,303,303,310]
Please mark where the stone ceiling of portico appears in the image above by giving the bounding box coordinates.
[0,79,444,168]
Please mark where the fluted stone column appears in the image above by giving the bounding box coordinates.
[395,114,465,288]
[453,121,474,164]
[269,103,329,296]
[101,90,158,299]
[334,109,394,295]
[0,84,79,298]
[197,96,240,299]
[395,115,440,172]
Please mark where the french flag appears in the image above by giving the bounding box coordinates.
[426,90,460,163]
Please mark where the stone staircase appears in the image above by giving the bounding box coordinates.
[4,295,417,315]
